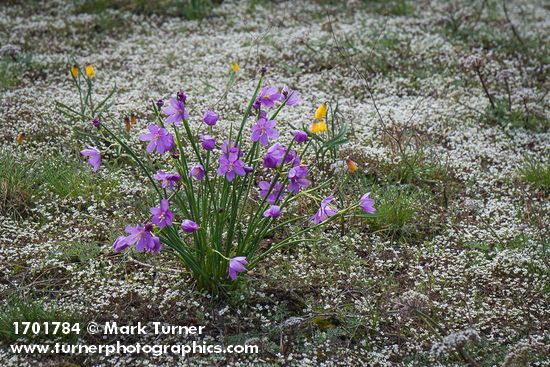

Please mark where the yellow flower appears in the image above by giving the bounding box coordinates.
[311,120,327,134]
[85,63,95,78]
[70,64,79,78]
[314,102,327,120]
[346,159,358,173]
[231,63,239,73]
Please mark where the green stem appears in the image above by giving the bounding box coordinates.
[101,124,162,199]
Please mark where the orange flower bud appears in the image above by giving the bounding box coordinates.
[346,159,358,173]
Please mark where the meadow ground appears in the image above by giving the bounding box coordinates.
[0,0,549,366]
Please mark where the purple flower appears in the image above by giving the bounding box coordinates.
[181,219,199,233]
[112,235,129,252]
[281,85,301,106]
[189,163,205,181]
[124,223,162,253]
[200,134,216,151]
[285,149,301,166]
[150,199,173,229]
[139,124,175,154]
[217,140,246,181]
[252,99,261,110]
[156,99,164,108]
[359,193,376,214]
[162,97,188,125]
[177,89,187,102]
[217,154,246,182]
[91,117,101,128]
[292,130,308,143]
[251,117,279,147]
[221,140,243,158]
[263,205,281,218]
[312,195,338,224]
[263,143,286,169]
[244,165,253,173]
[80,146,101,172]
[154,170,181,190]
[228,256,247,280]
[202,111,219,126]
[288,165,310,193]
[259,180,285,204]
[258,86,282,109]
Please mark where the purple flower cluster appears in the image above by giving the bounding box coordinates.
[114,197,201,252]
[91,84,379,287]
[254,85,302,110]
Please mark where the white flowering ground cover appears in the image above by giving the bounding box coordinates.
[0,0,549,366]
